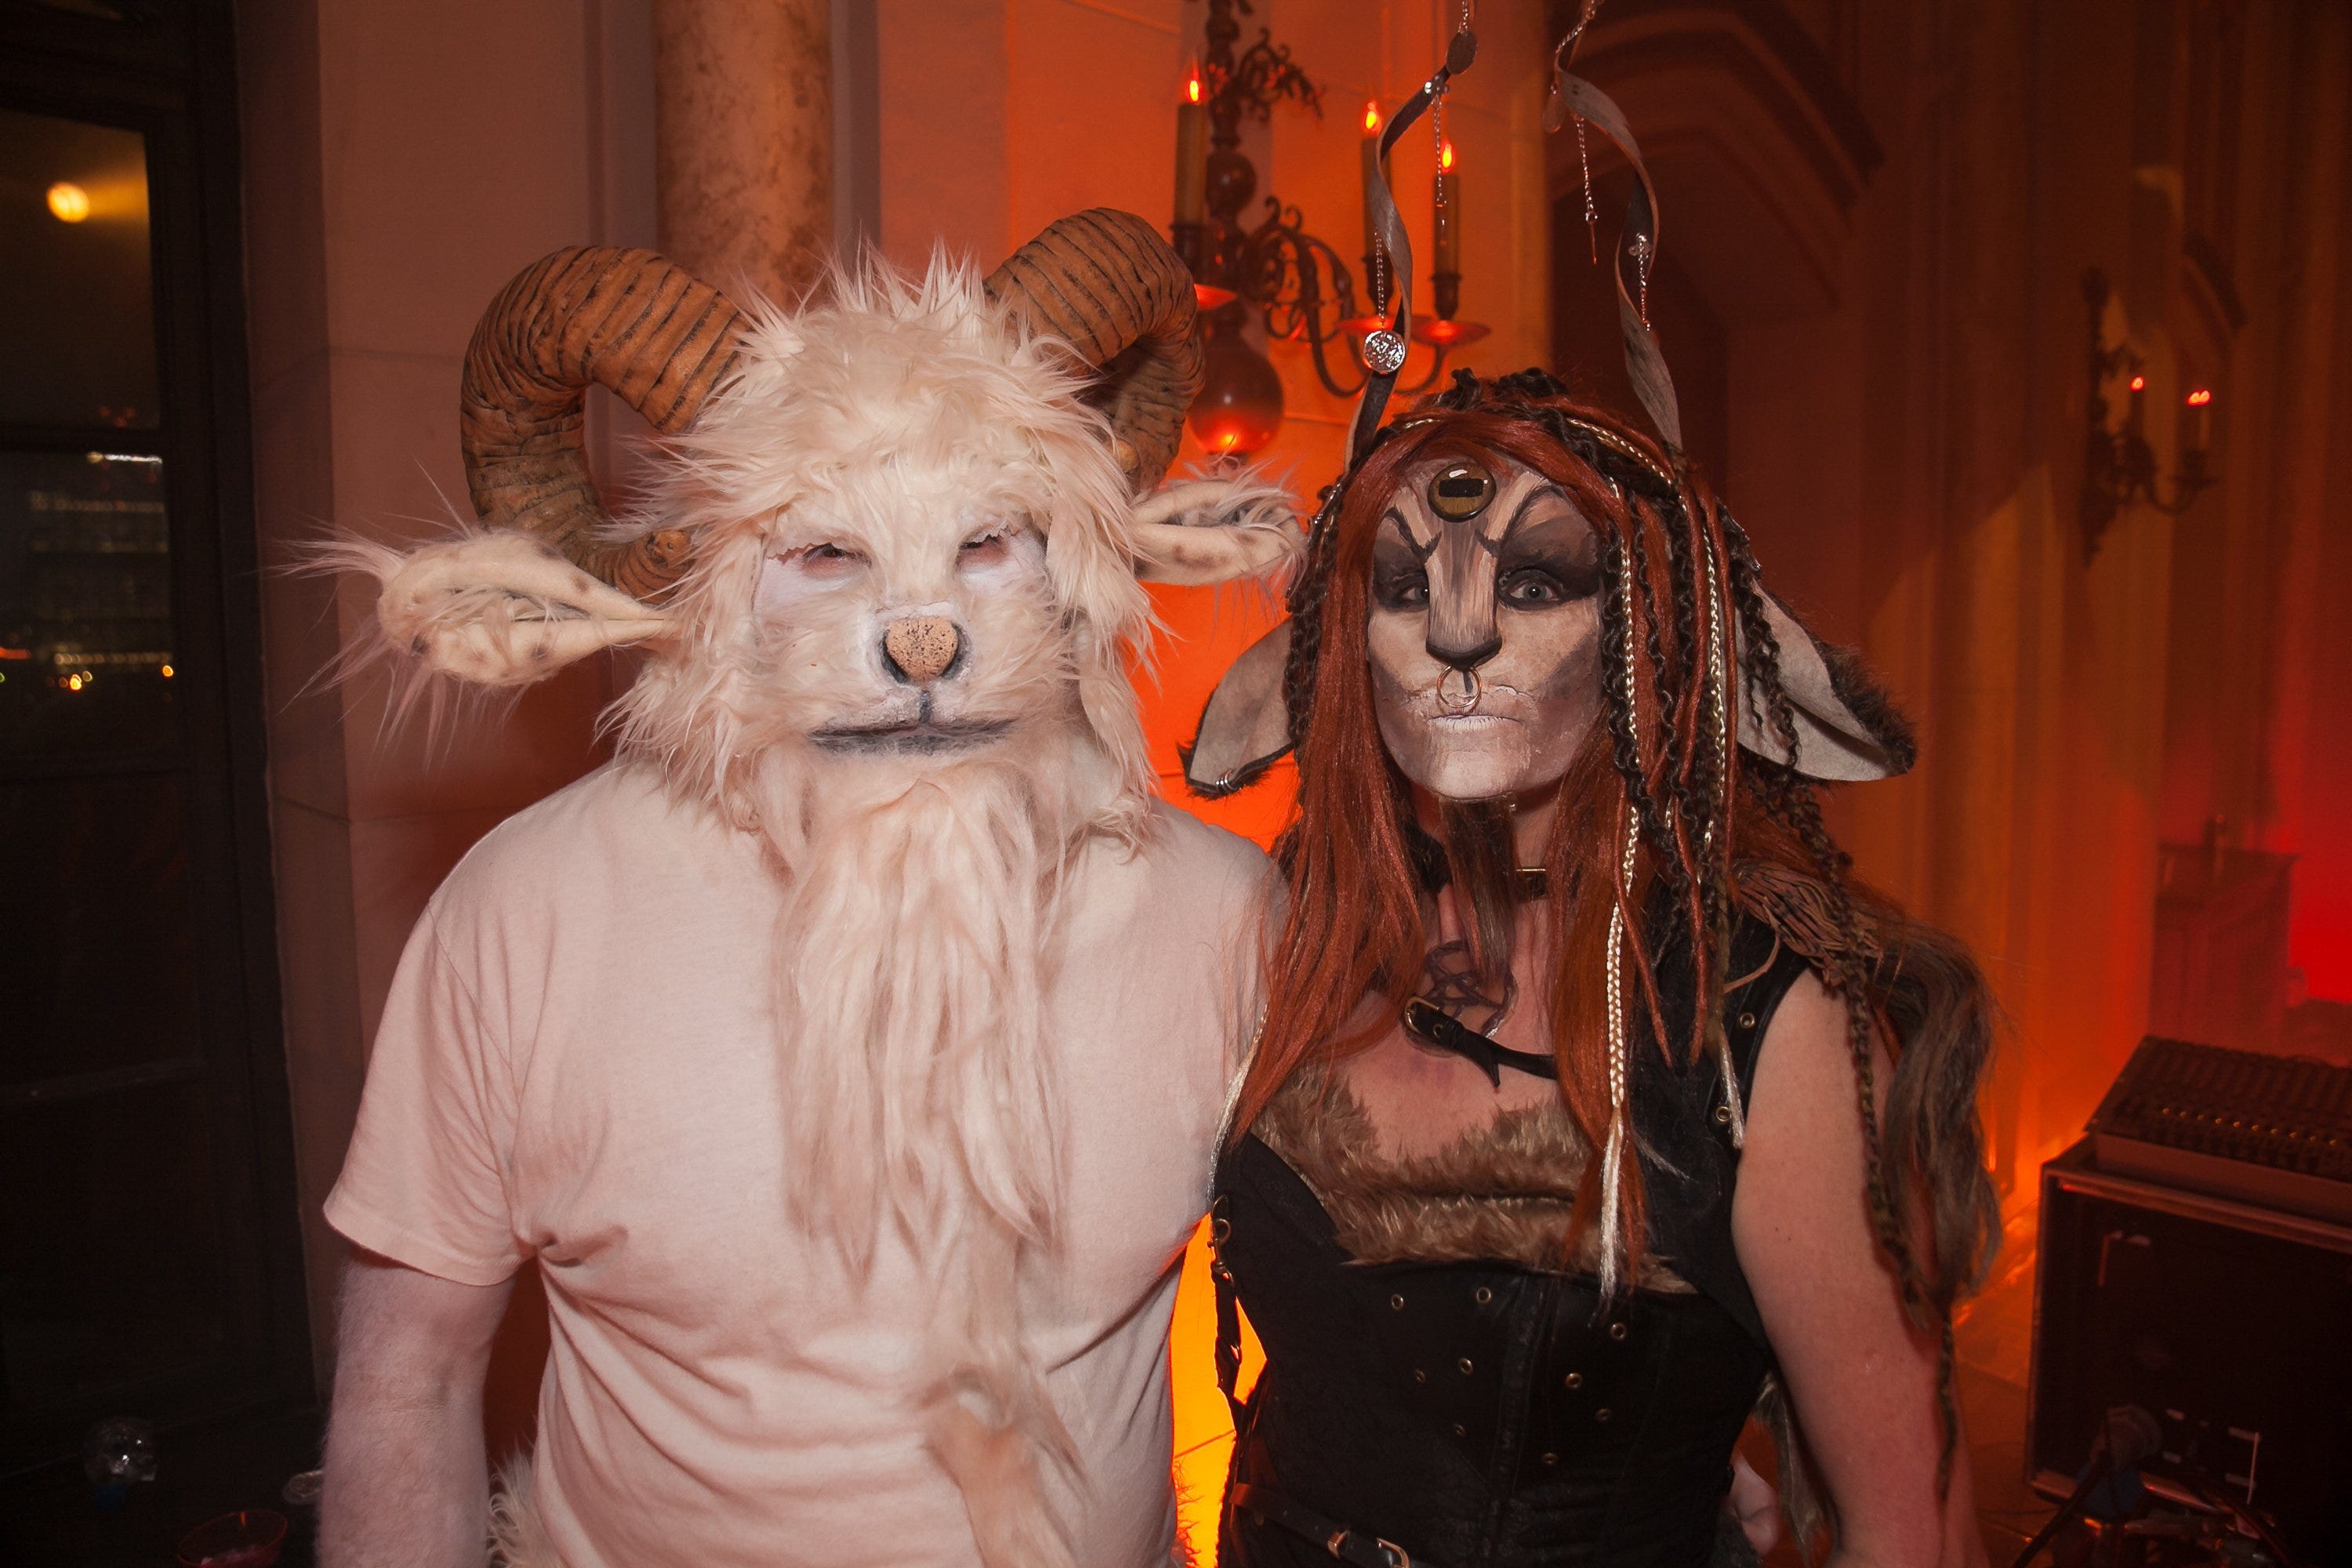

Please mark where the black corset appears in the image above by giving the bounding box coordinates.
[1214,916,1811,1568]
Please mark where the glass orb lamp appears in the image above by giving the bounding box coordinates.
[1187,324,1285,458]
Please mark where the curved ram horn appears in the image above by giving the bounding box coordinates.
[459,246,747,600]
[985,209,1204,492]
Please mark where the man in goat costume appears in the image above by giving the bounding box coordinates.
[318,212,1290,1568]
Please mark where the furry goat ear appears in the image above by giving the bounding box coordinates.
[1131,477,1301,586]
[1181,619,1293,796]
[1736,592,1918,782]
[372,531,672,686]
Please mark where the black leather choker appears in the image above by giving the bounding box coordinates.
[1404,827,1550,903]
[1402,997,1559,1084]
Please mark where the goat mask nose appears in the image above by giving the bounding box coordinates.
[881,615,962,684]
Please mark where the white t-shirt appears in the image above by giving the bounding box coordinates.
[325,761,1267,1567]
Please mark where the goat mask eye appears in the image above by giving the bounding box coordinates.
[1366,454,1603,803]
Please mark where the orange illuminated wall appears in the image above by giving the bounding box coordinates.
[1134,577,1282,1564]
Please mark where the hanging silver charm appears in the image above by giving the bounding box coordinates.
[1362,329,1408,375]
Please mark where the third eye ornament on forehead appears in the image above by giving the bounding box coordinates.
[1428,460,1496,521]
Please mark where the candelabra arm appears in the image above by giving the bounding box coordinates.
[1303,329,1370,400]
[1398,343,1453,395]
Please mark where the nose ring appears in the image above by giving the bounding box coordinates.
[1438,667,1481,714]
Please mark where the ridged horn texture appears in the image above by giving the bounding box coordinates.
[984,209,1204,491]
[459,246,746,600]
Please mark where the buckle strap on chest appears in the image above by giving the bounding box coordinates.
[1230,1484,1430,1568]
[1209,1197,1245,1418]
[1402,997,1559,1084]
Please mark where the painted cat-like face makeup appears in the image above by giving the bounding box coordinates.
[1367,453,1603,801]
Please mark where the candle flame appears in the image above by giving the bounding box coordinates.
[2128,375,2145,392]
[47,181,89,223]
[1185,64,1203,104]
[1363,100,1381,134]
[1439,140,1457,172]
[2186,388,2212,406]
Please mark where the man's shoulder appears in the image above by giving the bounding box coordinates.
[1096,800,1272,941]
[1140,799,1271,891]
[430,761,724,920]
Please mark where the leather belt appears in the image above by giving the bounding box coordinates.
[1230,1483,1433,1568]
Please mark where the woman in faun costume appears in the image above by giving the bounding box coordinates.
[1183,372,1999,1568]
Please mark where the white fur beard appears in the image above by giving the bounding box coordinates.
[753,732,1094,1568]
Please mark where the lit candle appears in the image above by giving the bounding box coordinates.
[1174,64,1208,226]
[2185,387,2213,451]
[1359,101,1384,260]
[1432,139,1461,277]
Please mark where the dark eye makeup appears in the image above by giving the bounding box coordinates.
[1374,565,1431,609]
[1494,514,1598,608]
[1498,566,1573,606]
[1371,535,1430,609]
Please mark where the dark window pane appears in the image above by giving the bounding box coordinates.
[0,1081,227,1411]
[0,108,157,430]
[0,773,198,1088]
[0,449,177,757]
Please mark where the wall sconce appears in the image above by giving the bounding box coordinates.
[1171,0,1481,457]
[2080,268,2216,559]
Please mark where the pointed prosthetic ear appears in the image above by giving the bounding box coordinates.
[1182,618,1294,796]
[1736,593,1918,782]
[1131,478,1302,586]
[376,531,673,687]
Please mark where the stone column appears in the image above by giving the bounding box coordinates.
[653,0,833,300]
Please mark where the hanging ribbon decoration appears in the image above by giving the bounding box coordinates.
[1548,71,1684,459]
[1538,2,1682,459]
[1345,22,1478,467]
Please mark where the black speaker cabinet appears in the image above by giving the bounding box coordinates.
[2030,1141,2352,1563]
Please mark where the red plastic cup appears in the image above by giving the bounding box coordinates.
[175,1508,288,1568]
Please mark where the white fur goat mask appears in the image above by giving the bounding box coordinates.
[347,214,1294,1568]
[368,223,1294,840]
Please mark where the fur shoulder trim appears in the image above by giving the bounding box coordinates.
[1733,858,1881,967]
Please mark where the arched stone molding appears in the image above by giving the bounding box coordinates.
[1552,0,1880,325]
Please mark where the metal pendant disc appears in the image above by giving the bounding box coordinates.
[1362,329,1408,375]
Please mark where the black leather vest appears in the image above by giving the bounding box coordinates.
[1213,915,1811,1568]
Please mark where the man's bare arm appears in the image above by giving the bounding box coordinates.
[319,1250,515,1568]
